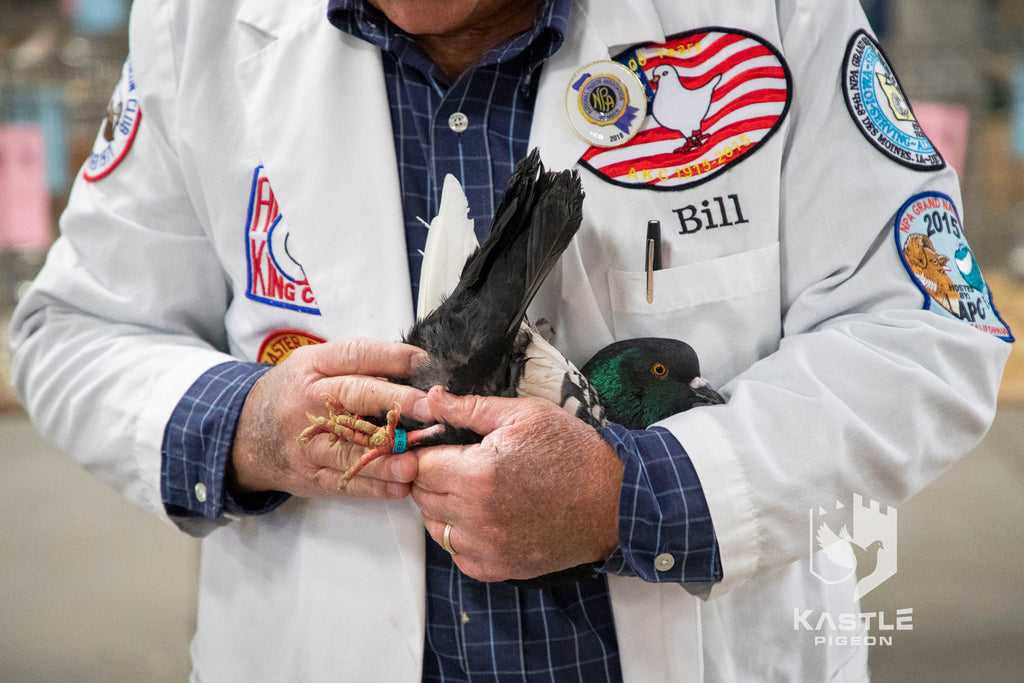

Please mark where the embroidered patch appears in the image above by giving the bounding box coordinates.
[895,192,1012,341]
[245,166,320,314]
[83,58,141,181]
[257,330,325,364]
[843,31,944,171]
[579,28,792,190]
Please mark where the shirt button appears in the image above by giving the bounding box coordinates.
[448,112,468,133]
[194,482,207,503]
[654,552,676,572]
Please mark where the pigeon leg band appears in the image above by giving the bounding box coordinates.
[392,429,408,454]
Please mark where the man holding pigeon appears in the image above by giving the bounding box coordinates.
[10,0,1011,680]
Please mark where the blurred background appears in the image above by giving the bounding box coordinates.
[0,0,1021,680]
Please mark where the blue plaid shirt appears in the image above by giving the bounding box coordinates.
[162,1,721,679]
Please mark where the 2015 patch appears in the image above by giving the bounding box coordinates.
[579,28,792,190]
[245,166,320,315]
[895,192,1012,341]
[83,58,141,181]
[843,31,944,171]
[257,330,325,364]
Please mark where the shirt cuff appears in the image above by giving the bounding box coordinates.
[161,361,289,524]
[598,424,723,591]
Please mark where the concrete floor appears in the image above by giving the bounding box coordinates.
[1,407,1021,682]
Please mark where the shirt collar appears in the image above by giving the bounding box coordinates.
[327,0,571,81]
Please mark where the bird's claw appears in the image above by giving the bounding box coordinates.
[296,394,400,489]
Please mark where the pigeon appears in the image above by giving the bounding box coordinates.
[581,337,723,430]
[650,65,722,155]
[298,149,726,585]
[298,149,593,478]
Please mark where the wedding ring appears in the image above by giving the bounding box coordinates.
[442,523,458,556]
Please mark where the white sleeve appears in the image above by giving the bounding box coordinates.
[663,0,1012,596]
[9,0,235,522]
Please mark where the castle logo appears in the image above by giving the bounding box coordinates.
[809,494,898,600]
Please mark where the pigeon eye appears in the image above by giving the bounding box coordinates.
[651,363,667,377]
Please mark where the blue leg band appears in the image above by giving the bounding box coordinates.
[392,429,408,454]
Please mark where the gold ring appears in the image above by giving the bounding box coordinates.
[442,523,458,556]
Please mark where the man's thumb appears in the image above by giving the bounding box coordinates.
[426,386,516,434]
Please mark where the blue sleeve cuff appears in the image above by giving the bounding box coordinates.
[161,361,289,523]
[598,424,722,590]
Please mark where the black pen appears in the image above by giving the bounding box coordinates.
[646,220,662,303]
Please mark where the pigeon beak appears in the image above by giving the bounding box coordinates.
[689,377,725,406]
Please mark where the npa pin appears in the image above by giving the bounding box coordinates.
[566,61,647,148]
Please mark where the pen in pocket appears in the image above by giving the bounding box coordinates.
[646,220,662,304]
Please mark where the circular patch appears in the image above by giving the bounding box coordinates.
[257,330,326,364]
[566,61,647,148]
[579,29,792,190]
[895,192,1012,341]
[83,58,141,182]
[843,31,944,171]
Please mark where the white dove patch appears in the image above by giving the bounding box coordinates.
[895,192,1012,341]
[579,29,792,190]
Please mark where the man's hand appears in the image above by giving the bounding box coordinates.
[411,387,624,582]
[229,338,432,500]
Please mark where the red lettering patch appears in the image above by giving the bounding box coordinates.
[244,166,320,315]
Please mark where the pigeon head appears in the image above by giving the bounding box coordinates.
[580,337,723,430]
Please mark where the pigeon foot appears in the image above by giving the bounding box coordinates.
[297,394,400,489]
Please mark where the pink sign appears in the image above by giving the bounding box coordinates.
[912,101,970,178]
[0,125,53,251]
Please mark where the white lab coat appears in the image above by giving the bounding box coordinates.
[10,0,1010,680]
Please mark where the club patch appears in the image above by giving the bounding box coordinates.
[257,330,325,364]
[843,31,944,171]
[245,166,320,315]
[895,192,1012,341]
[579,28,792,190]
[83,58,141,181]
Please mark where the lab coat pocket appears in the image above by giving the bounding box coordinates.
[607,243,782,385]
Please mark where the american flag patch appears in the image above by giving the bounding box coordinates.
[580,29,792,190]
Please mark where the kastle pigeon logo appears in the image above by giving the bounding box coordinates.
[809,494,897,600]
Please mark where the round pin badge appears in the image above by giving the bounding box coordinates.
[566,61,647,148]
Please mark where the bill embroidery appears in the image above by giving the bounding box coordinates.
[579,28,792,190]
[843,31,944,171]
[895,192,1012,341]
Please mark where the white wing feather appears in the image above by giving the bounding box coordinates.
[416,174,478,318]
